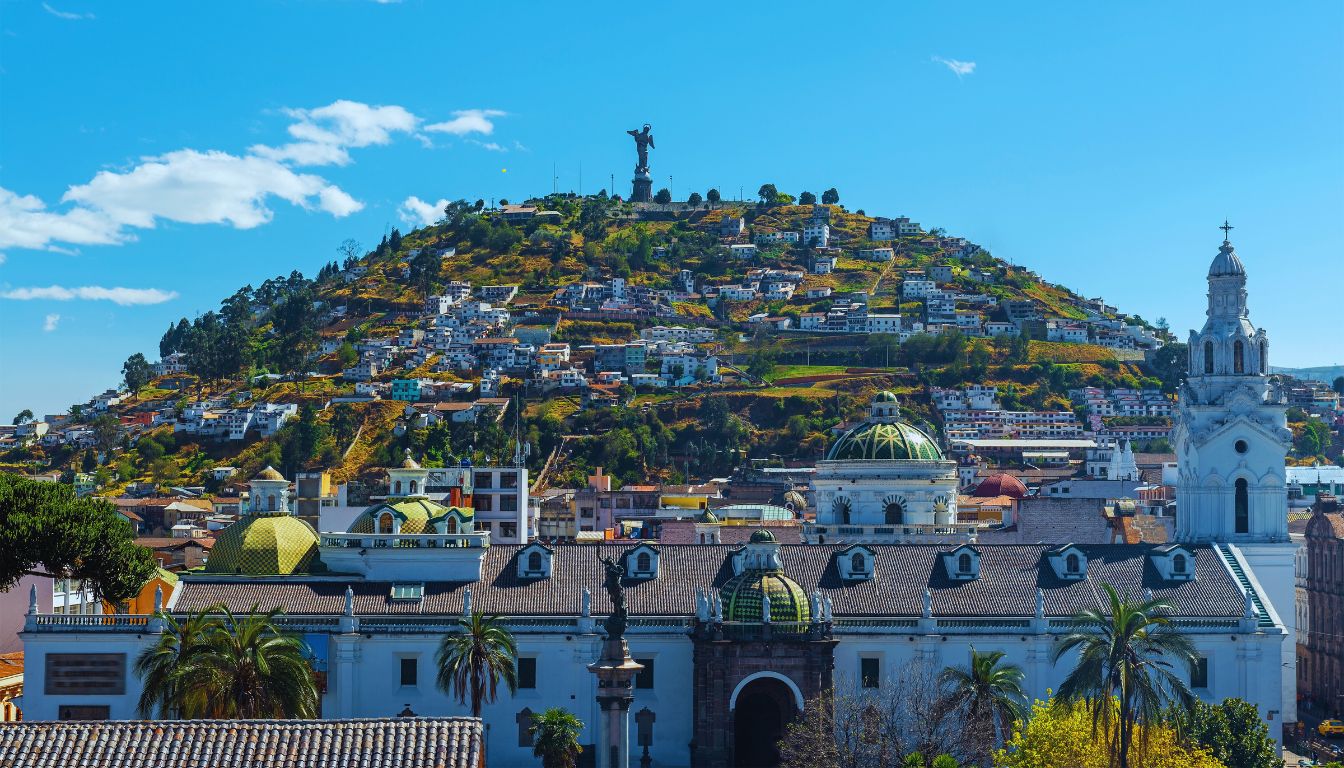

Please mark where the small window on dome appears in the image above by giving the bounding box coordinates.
[958,553,972,573]
[851,553,864,572]
[394,481,403,495]
[528,551,542,571]
[1173,554,1187,574]
[1066,553,1080,574]
[379,513,395,534]
[636,552,651,572]
[409,480,418,494]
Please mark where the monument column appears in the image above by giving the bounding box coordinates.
[588,555,644,768]
[626,124,655,203]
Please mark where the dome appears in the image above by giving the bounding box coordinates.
[872,390,899,403]
[722,571,811,623]
[972,473,1027,499]
[348,497,472,535]
[400,452,422,469]
[826,420,944,461]
[1208,240,1245,277]
[782,490,807,510]
[255,465,286,482]
[749,528,777,543]
[204,513,321,575]
[695,509,721,524]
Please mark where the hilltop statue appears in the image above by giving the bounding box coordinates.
[600,555,629,640]
[627,124,655,172]
[626,124,655,203]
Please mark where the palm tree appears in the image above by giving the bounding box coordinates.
[530,707,584,768]
[134,604,223,718]
[177,605,318,719]
[1052,583,1198,768]
[436,611,518,718]
[939,647,1027,751]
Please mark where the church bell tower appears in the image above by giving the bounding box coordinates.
[1172,223,1295,725]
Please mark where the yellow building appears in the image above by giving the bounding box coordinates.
[0,653,22,722]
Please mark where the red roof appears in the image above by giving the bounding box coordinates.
[972,473,1027,499]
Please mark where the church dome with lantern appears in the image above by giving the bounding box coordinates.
[204,467,322,576]
[720,530,810,624]
[806,392,962,542]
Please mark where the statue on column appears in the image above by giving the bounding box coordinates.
[600,555,628,640]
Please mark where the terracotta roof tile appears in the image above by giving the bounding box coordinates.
[0,717,482,768]
[174,543,1245,620]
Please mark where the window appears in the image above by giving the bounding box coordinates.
[851,553,865,574]
[400,657,418,686]
[860,657,881,689]
[409,480,418,495]
[1173,554,1187,574]
[501,472,518,488]
[528,551,542,571]
[1066,553,1080,574]
[635,658,654,689]
[476,495,493,512]
[390,583,423,601]
[1235,479,1249,534]
[1204,341,1214,374]
[58,705,110,721]
[1190,657,1208,689]
[1233,340,1245,373]
[883,502,904,525]
[636,552,652,572]
[958,553,972,573]
[517,657,537,689]
[379,513,395,534]
[1234,439,1248,454]
[500,495,518,512]
[1259,343,1267,373]
[475,473,492,490]
[393,480,403,495]
[267,494,277,511]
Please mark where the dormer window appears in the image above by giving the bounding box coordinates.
[1149,544,1195,583]
[517,543,553,579]
[838,545,875,581]
[379,512,396,534]
[941,545,980,581]
[626,545,659,579]
[1046,544,1087,581]
[390,583,423,601]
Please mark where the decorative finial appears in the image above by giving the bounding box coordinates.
[922,588,933,619]
[153,586,164,613]
[344,585,354,617]
[27,584,38,615]
[462,587,473,617]
[761,592,772,624]
[581,587,592,618]
[1219,219,1233,242]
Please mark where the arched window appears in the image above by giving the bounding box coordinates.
[1173,553,1187,574]
[1233,340,1245,374]
[883,502,904,525]
[851,553,865,573]
[528,551,542,571]
[1259,343,1267,373]
[446,517,458,534]
[636,552,652,572]
[409,480,418,495]
[958,552,972,573]
[394,480,403,495]
[379,513,395,534]
[1203,341,1214,374]
[267,494,277,511]
[1235,478,1249,534]
[1066,553,1080,574]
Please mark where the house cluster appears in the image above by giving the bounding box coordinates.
[1276,375,1344,427]
[175,400,298,441]
[705,267,807,304]
[1046,317,1163,351]
[932,385,1085,441]
[1069,387,1173,425]
[553,276,678,317]
[797,292,902,335]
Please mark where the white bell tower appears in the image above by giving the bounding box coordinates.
[1172,223,1295,725]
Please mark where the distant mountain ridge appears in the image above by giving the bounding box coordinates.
[1272,365,1344,384]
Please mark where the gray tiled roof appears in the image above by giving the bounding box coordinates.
[0,717,482,768]
[175,543,1246,620]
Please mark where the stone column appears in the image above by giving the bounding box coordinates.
[588,637,643,768]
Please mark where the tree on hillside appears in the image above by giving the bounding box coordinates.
[707,188,721,205]
[799,191,817,205]
[687,191,703,206]
[409,249,441,297]
[654,188,672,204]
[1147,342,1188,393]
[1333,375,1344,395]
[122,353,154,393]
[90,413,122,454]
[335,342,358,369]
[337,238,362,269]
[757,183,779,204]
[822,187,840,205]
[0,473,156,606]
[12,409,33,426]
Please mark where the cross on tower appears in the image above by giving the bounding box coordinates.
[1220,220,1234,241]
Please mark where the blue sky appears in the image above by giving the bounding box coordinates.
[1,0,1341,418]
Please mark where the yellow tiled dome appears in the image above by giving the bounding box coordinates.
[348,498,473,535]
[204,513,321,576]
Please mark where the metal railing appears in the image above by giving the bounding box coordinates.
[319,532,490,549]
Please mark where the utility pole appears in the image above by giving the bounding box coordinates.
[610,173,615,197]
[668,175,673,201]
[553,162,558,195]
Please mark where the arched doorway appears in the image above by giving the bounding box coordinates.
[732,676,798,768]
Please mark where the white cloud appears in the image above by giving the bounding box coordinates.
[5,100,509,253]
[63,149,362,230]
[43,314,60,332]
[425,109,506,137]
[42,3,93,20]
[933,56,976,77]
[252,100,420,167]
[1,285,179,305]
[398,196,449,227]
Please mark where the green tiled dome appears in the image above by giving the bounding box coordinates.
[826,420,943,461]
[722,571,811,623]
[348,497,473,534]
[204,513,322,575]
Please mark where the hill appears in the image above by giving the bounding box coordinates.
[3,190,1186,496]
